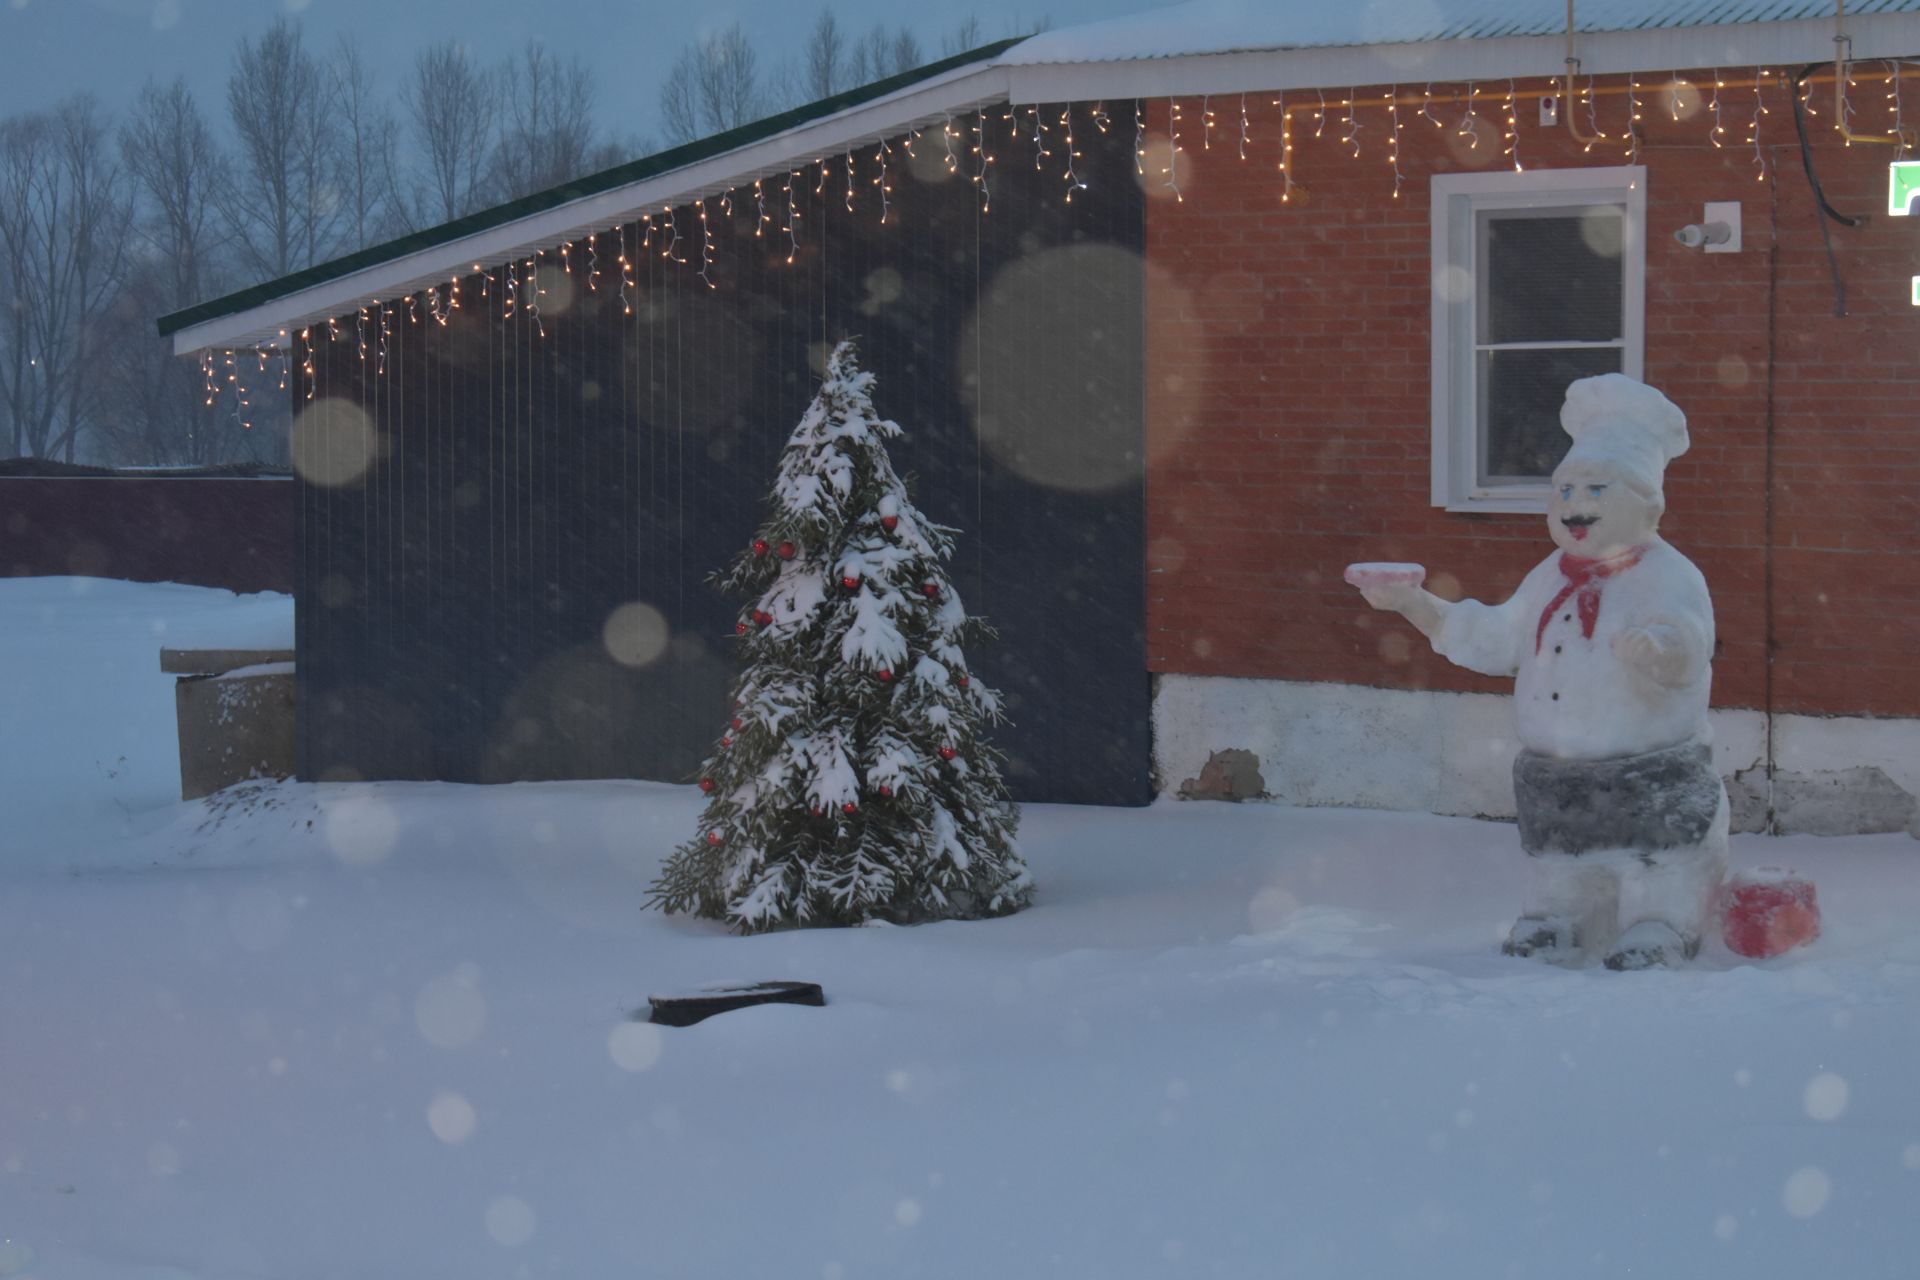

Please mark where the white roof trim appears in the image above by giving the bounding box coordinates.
[171,64,1012,353]
[1005,14,1919,103]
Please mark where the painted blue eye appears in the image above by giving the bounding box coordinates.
[1559,485,1573,499]
[1587,484,1607,497]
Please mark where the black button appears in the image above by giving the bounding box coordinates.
[1563,614,1572,622]
[1551,692,1560,700]
[1554,645,1562,654]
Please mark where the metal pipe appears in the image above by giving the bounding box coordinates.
[1564,0,1608,147]
[1834,0,1908,146]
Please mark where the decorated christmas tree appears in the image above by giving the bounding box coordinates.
[647,341,1031,933]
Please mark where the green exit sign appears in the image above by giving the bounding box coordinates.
[1893,160,1920,216]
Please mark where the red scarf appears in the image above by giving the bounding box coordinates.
[1536,546,1646,654]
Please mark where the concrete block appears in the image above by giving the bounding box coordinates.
[1772,766,1916,837]
[176,664,296,800]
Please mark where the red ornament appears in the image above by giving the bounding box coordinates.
[939,746,957,761]
[730,716,743,731]
[776,541,796,560]
[698,778,715,793]
[922,582,939,598]
[735,621,748,635]
[705,830,723,846]
[957,674,970,688]
[842,574,860,591]
[810,804,823,817]
[878,785,893,798]
[877,669,893,683]
[1723,870,1821,959]
[841,802,857,815]
[720,735,732,747]
[881,515,899,533]
[752,538,769,557]
[754,610,772,627]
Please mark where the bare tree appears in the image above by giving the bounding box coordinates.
[107,79,235,466]
[657,50,701,147]
[331,36,400,250]
[847,24,922,85]
[889,28,924,75]
[804,10,846,99]
[696,23,762,135]
[225,16,340,278]
[659,23,768,146]
[401,42,497,224]
[941,16,984,57]
[120,79,226,308]
[0,97,134,461]
[494,43,598,200]
[847,25,889,86]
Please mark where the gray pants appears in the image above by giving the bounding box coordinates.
[1513,741,1723,859]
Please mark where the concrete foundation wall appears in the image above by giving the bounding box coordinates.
[1154,674,1919,838]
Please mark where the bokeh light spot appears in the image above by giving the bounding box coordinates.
[603,601,670,668]
[428,1091,477,1145]
[322,791,398,865]
[1804,1071,1849,1121]
[291,399,378,488]
[1781,1166,1831,1218]
[607,1021,664,1072]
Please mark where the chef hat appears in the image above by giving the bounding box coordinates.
[1557,373,1689,501]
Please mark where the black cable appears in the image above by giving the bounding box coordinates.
[1791,65,1861,227]
[1791,63,1855,316]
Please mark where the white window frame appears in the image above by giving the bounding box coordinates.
[1429,165,1646,513]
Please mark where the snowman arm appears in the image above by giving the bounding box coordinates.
[1430,594,1528,678]
[1617,614,1711,688]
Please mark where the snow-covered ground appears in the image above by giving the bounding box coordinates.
[2,579,1917,1279]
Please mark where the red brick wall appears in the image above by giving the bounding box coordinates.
[1,477,295,594]
[1144,73,1920,719]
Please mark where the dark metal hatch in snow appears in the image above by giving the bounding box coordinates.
[647,981,827,1027]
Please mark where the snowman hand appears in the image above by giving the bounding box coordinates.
[1612,624,1690,686]
[1357,582,1419,613]
[1356,583,1448,640]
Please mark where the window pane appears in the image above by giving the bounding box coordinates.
[1477,346,1624,482]
[1480,208,1624,344]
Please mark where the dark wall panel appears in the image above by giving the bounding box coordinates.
[299,111,1148,805]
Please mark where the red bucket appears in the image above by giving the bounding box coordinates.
[1722,868,1821,959]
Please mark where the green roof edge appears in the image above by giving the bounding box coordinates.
[158,36,1026,339]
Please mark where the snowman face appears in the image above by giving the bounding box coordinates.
[1547,457,1658,558]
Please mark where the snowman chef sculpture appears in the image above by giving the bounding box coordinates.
[1353,374,1726,969]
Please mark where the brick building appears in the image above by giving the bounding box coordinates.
[162,1,1920,830]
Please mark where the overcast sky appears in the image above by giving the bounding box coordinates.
[1,0,1170,143]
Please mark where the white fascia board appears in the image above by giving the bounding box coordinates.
[172,65,1011,355]
[1005,14,1920,104]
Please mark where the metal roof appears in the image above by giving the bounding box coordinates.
[160,2,1920,351]
[1007,0,1920,64]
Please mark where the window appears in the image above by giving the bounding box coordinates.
[1429,166,1645,512]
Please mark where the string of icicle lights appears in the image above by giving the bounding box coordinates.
[196,65,1916,422]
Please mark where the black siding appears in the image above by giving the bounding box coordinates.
[297,113,1148,805]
